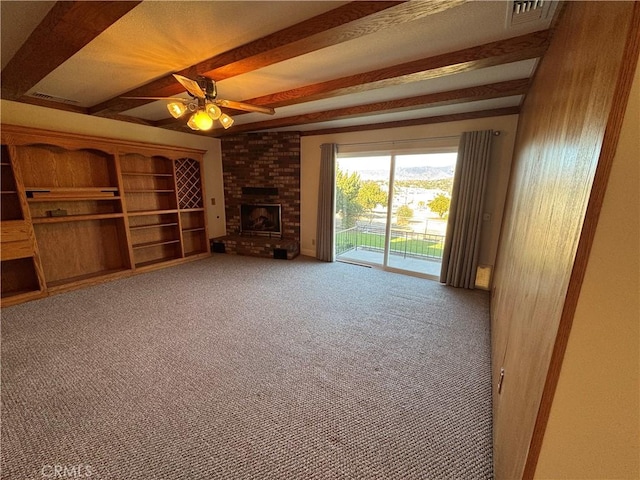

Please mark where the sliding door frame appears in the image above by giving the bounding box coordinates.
[335,138,459,279]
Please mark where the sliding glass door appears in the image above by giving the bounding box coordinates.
[335,155,390,267]
[335,148,457,278]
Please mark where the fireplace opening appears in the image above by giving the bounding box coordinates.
[240,203,282,237]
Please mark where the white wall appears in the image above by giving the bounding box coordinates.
[300,115,519,279]
[535,55,640,479]
[0,100,226,238]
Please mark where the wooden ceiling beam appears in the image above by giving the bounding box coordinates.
[211,78,529,135]
[154,31,546,131]
[1,1,141,101]
[299,106,520,136]
[197,0,467,81]
[89,0,466,116]
[241,30,549,109]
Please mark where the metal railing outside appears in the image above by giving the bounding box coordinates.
[336,224,445,260]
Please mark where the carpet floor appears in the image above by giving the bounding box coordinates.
[1,254,493,479]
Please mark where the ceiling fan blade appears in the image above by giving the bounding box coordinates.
[173,74,205,99]
[215,99,275,115]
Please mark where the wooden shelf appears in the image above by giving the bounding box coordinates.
[46,268,129,290]
[24,186,118,200]
[28,196,122,202]
[0,162,11,166]
[121,172,173,177]
[129,222,178,231]
[182,227,205,233]
[127,209,179,217]
[1,287,39,299]
[32,213,124,224]
[125,189,175,193]
[134,257,180,269]
[26,186,118,191]
[132,239,180,250]
[180,207,205,213]
[184,251,208,258]
[1,191,18,194]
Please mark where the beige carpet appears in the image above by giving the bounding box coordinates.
[1,254,493,479]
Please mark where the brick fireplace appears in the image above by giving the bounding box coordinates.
[215,132,301,259]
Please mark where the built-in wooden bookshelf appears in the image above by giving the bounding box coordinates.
[0,143,47,305]
[1,125,210,306]
[120,152,182,268]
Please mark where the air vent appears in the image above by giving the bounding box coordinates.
[507,0,557,27]
[29,92,79,105]
[514,0,544,15]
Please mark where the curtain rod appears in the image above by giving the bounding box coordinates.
[320,131,501,149]
[337,135,460,148]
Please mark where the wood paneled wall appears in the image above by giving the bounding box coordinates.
[491,2,640,479]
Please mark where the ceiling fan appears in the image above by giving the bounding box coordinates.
[125,74,275,131]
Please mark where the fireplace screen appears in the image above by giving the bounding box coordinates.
[240,204,282,237]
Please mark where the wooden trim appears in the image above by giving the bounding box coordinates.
[113,151,135,270]
[522,3,640,478]
[0,124,206,158]
[1,1,141,101]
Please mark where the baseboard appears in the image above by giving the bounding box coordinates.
[300,248,315,257]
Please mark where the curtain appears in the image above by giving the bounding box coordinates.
[316,143,337,262]
[440,130,493,288]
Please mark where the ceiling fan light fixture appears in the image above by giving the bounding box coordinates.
[186,114,200,130]
[219,113,234,129]
[206,103,221,120]
[167,101,187,118]
[190,110,214,130]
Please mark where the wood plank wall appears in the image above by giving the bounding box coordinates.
[490,2,640,479]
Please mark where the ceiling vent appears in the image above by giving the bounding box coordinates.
[507,0,557,27]
[29,92,79,105]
